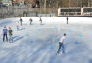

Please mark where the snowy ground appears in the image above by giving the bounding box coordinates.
[0,17,92,63]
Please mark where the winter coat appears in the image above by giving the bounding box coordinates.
[3,29,8,34]
[9,30,13,36]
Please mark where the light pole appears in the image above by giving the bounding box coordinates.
[81,0,83,8]
[69,0,70,8]
[44,0,46,14]
[44,0,46,8]
[68,0,70,16]
[57,0,59,8]
[11,0,14,6]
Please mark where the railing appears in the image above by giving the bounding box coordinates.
[59,12,81,16]
[82,12,92,16]
[58,7,92,16]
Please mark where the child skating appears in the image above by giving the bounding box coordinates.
[57,33,66,55]
[8,27,13,43]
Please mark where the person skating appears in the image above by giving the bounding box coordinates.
[20,17,23,26]
[29,18,33,25]
[39,17,42,25]
[16,21,20,31]
[57,33,66,55]
[67,17,69,24]
[3,26,8,42]
[8,27,13,43]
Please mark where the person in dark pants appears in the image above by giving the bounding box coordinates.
[8,27,13,43]
[29,18,33,25]
[3,26,8,42]
[39,17,42,25]
[57,33,66,55]
[20,17,23,26]
[67,17,69,24]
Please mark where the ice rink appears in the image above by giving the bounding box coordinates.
[0,17,92,63]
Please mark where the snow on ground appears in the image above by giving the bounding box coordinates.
[0,17,92,63]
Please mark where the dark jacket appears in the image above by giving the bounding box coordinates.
[9,30,13,36]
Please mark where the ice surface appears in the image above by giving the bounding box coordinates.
[0,17,92,63]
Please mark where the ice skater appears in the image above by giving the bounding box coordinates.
[8,27,13,43]
[57,33,66,55]
[67,16,69,24]
[16,21,20,31]
[3,26,8,42]
[20,17,23,26]
[29,18,33,25]
[39,16,42,25]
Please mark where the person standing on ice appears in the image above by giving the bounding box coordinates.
[39,16,42,24]
[20,17,23,26]
[8,27,13,43]
[29,18,33,25]
[67,16,69,24]
[3,26,8,42]
[57,33,66,54]
[16,21,20,31]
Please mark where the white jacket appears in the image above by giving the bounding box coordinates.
[59,36,66,43]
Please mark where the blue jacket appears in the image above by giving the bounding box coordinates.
[3,29,8,34]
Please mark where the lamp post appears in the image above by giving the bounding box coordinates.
[11,0,14,6]
[81,0,83,8]
[69,0,70,8]
[44,0,46,14]
[44,0,46,8]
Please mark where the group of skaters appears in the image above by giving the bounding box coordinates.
[2,17,67,55]
[18,16,68,26]
[19,17,43,26]
[2,17,43,42]
[3,27,67,55]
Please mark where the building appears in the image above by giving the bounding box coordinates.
[1,0,92,7]
[2,0,12,5]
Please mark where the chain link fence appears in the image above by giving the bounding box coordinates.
[0,6,58,19]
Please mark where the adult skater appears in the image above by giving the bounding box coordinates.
[29,18,33,25]
[8,27,13,43]
[57,33,66,54]
[20,17,23,26]
[67,16,69,24]
[3,26,8,42]
[39,16,42,25]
